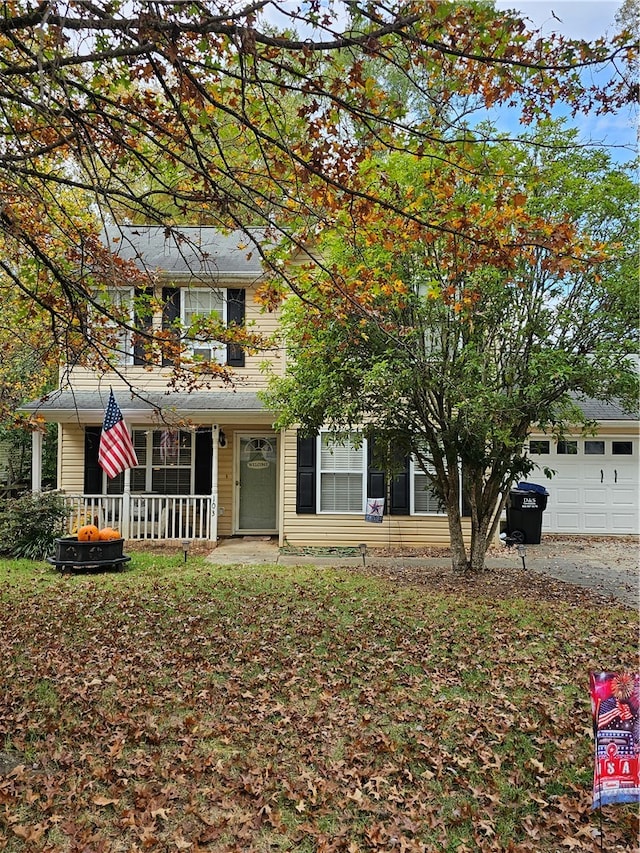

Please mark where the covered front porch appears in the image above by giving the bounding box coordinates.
[24,389,280,543]
[64,493,214,540]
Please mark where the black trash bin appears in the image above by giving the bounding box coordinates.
[506,483,549,544]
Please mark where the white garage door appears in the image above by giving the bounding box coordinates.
[524,436,639,535]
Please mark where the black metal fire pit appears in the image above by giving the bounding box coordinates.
[47,537,131,573]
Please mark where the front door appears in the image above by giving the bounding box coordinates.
[236,434,278,533]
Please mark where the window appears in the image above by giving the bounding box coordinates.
[529,440,550,455]
[96,286,134,364]
[557,440,578,455]
[106,429,193,494]
[133,287,155,365]
[585,441,605,455]
[319,432,365,512]
[182,287,226,363]
[612,441,633,455]
[412,460,444,514]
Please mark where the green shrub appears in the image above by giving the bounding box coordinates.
[0,491,69,560]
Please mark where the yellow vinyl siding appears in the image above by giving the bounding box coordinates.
[59,425,87,494]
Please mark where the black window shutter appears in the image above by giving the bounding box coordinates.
[84,427,102,494]
[161,287,180,366]
[367,441,386,511]
[194,428,213,495]
[296,432,316,514]
[390,457,410,515]
[133,286,154,365]
[226,288,246,367]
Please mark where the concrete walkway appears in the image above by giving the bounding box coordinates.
[207,537,639,608]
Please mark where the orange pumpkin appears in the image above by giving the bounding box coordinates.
[78,524,100,542]
[98,527,120,541]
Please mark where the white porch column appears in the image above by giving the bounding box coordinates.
[121,468,131,539]
[31,430,43,493]
[211,425,219,542]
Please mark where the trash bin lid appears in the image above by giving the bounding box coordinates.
[516,481,549,495]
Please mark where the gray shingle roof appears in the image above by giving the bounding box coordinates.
[103,225,267,279]
[21,390,271,424]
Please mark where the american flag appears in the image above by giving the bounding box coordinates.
[160,428,178,462]
[98,390,138,479]
[598,697,633,729]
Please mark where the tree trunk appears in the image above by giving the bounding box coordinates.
[447,484,494,574]
[468,520,491,573]
[446,505,470,573]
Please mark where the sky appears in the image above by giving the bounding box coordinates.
[261,0,636,159]
[494,0,636,159]
[495,0,622,41]
[262,1,625,44]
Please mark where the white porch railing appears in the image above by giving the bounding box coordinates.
[64,494,215,540]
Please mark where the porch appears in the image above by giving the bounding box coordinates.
[22,389,281,543]
[64,493,215,540]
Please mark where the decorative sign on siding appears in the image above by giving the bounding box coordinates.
[365,497,384,523]
[590,671,639,809]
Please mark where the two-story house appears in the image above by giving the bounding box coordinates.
[23,226,639,545]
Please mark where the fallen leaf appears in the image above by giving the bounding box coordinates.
[92,795,118,806]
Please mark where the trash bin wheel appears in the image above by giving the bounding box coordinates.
[509,529,526,544]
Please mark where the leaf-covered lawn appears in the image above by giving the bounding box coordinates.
[0,556,637,852]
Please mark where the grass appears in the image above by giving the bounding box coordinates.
[0,553,637,852]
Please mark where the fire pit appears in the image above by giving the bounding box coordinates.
[47,537,131,573]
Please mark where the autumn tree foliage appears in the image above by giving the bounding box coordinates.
[264,131,638,572]
[0,1,636,415]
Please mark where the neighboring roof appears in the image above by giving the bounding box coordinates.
[103,225,268,280]
[21,389,273,425]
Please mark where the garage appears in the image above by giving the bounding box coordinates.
[525,433,639,536]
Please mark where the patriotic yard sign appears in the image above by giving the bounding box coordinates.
[590,671,640,808]
[98,390,139,479]
[365,497,384,523]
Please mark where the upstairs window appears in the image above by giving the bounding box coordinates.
[182,288,226,363]
[96,286,134,365]
[161,287,245,367]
